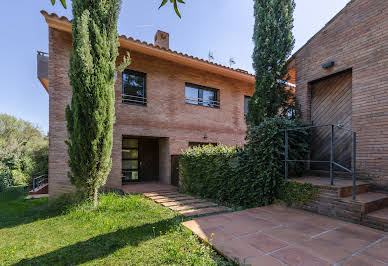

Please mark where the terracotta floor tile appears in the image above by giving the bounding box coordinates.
[203,227,235,244]
[336,223,385,243]
[190,215,233,230]
[246,255,286,266]
[271,247,330,266]
[296,238,351,263]
[219,216,277,237]
[241,232,288,253]
[318,229,370,253]
[361,238,388,263]
[287,221,328,237]
[264,226,310,244]
[214,239,263,264]
[341,254,386,266]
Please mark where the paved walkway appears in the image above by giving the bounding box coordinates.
[122,183,230,217]
[183,204,388,265]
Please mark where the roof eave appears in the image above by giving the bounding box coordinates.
[41,11,255,84]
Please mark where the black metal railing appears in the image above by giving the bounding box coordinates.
[122,94,147,105]
[32,174,48,192]
[283,124,357,200]
[185,96,220,108]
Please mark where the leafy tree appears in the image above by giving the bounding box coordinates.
[66,0,130,207]
[246,0,296,128]
[0,114,48,189]
[50,0,186,18]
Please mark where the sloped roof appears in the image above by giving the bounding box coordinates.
[41,11,255,84]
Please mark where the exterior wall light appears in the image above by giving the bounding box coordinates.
[322,61,335,69]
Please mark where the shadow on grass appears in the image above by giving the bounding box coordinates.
[0,187,82,230]
[14,217,181,265]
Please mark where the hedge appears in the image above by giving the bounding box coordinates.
[180,118,311,208]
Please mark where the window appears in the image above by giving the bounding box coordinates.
[122,69,147,105]
[244,96,251,116]
[185,83,220,108]
[122,138,139,182]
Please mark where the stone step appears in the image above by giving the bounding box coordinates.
[366,207,388,231]
[306,170,353,178]
[154,196,196,203]
[180,206,230,217]
[340,192,388,214]
[292,176,370,197]
[169,202,218,211]
[161,199,206,207]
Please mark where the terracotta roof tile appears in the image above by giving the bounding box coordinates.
[40,10,255,79]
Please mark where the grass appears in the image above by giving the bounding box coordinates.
[0,187,232,265]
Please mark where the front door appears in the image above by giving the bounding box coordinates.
[122,138,159,183]
[310,70,352,170]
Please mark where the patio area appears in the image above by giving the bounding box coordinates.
[183,204,388,265]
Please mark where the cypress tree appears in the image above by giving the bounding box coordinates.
[246,0,296,128]
[66,0,130,206]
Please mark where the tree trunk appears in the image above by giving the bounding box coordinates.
[93,187,98,208]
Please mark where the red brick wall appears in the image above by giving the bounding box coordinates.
[294,0,388,188]
[48,29,254,197]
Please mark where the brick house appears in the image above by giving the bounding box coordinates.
[38,11,255,197]
[287,0,388,190]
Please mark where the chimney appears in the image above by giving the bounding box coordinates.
[154,30,170,50]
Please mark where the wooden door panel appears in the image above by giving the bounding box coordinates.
[139,139,159,182]
[311,70,352,170]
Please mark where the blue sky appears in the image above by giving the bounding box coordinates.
[0,0,350,133]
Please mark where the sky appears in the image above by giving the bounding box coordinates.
[0,0,351,133]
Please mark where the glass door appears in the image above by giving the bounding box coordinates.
[122,138,139,182]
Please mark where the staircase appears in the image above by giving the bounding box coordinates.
[292,175,388,231]
[28,175,48,196]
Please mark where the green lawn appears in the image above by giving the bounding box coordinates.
[0,187,231,265]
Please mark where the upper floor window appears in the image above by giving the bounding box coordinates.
[185,83,220,108]
[244,96,251,116]
[122,69,147,106]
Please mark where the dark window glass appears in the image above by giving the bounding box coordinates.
[122,70,147,105]
[185,83,219,108]
[122,138,139,182]
[244,96,251,116]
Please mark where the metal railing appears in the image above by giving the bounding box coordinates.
[32,174,48,192]
[185,96,220,108]
[283,124,357,200]
[122,94,147,105]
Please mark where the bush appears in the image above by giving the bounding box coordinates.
[0,168,13,192]
[180,118,311,208]
[180,145,239,203]
[276,180,318,206]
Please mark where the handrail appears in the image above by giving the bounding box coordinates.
[283,124,357,200]
[32,174,48,192]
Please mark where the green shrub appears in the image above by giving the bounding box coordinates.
[0,168,13,192]
[180,145,239,204]
[276,180,318,206]
[180,118,310,208]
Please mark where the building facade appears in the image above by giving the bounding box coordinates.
[287,0,388,189]
[39,12,255,197]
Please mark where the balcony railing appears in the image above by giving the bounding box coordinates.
[122,94,147,105]
[185,96,220,108]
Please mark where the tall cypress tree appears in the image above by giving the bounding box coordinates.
[66,0,130,206]
[246,0,295,128]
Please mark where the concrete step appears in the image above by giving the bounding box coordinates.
[366,207,388,231]
[160,199,206,207]
[180,206,230,217]
[169,202,218,211]
[340,192,388,214]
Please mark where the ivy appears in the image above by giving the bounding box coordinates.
[180,118,311,208]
